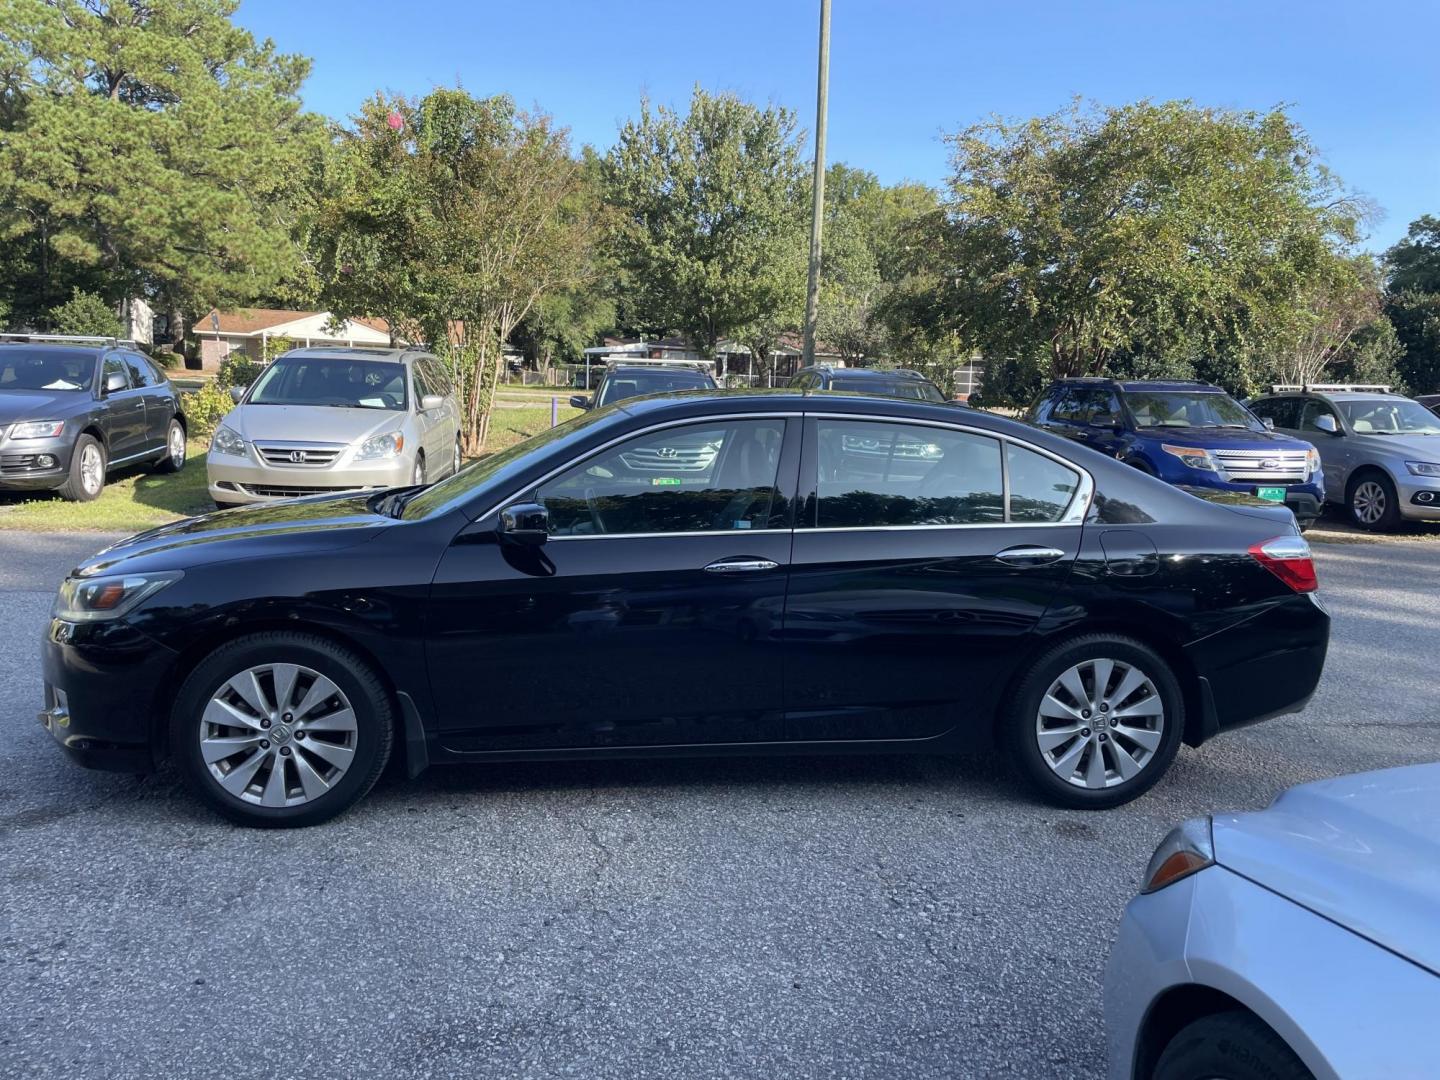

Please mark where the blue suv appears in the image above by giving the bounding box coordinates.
[1027,378,1323,528]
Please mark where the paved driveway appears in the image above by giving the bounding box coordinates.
[1,532,1435,1079]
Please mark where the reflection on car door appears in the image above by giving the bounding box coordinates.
[1297,398,1349,493]
[98,355,147,462]
[782,416,1085,741]
[122,352,168,450]
[409,359,444,473]
[426,416,801,751]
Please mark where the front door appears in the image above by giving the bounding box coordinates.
[98,355,147,462]
[426,416,799,752]
[782,416,1085,741]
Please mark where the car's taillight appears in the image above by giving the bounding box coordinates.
[1248,535,1318,593]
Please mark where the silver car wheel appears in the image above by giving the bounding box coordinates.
[79,443,104,495]
[200,663,358,807]
[412,456,426,486]
[1035,658,1165,789]
[452,440,462,477]
[168,422,186,467]
[1352,480,1386,525]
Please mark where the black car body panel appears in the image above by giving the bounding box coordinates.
[39,391,1329,778]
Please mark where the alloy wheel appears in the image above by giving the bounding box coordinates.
[199,663,358,807]
[1034,658,1165,789]
[1352,480,1386,525]
[413,457,426,486]
[168,423,186,467]
[80,444,104,495]
[453,441,462,477]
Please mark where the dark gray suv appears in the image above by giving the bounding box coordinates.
[0,335,188,501]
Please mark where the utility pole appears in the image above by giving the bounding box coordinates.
[802,0,831,367]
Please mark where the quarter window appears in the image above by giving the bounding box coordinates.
[534,419,787,536]
[812,420,1004,527]
[1008,443,1082,523]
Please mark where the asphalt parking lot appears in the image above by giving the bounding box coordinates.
[1,532,1436,1080]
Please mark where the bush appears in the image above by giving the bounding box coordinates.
[183,381,233,436]
[217,353,264,390]
[49,289,123,338]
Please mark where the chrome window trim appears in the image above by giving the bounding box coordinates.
[474,408,1092,536]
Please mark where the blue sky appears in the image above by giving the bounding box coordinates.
[239,0,1438,251]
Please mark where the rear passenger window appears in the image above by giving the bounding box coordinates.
[1250,397,1300,428]
[813,420,1004,527]
[1007,444,1081,523]
[123,354,154,387]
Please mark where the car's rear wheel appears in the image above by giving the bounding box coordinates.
[1002,635,1183,809]
[171,632,393,827]
[1347,470,1401,531]
[452,437,463,478]
[57,434,106,502]
[1154,1010,1311,1080]
[153,418,186,474]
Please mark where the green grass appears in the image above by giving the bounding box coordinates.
[0,405,581,534]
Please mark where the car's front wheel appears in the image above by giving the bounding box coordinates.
[1154,1010,1310,1080]
[171,632,393,827]
[57,434,106,502]
[1002,635,1183,809]
[1347,470,1401,531]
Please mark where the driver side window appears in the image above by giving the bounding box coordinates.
[535,419,787,536]
[1300,399,1338,433]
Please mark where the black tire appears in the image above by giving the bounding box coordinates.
[153,417,187,474]
[1154,1010,1312,1080]
[56,434,106,502]
[412,452,427,486]
[1001,634,1184,809]
[170,632,394,828]
[452,437,463,478]
[1346,470,1401,532]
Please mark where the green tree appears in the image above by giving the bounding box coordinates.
[605,88,807,356]
[1384,216,1440,393]
[1386,215,1440,295]
[900,100,1366,390]
[308,89,596,451]
[47,288,121,337]
[0,0,323,335]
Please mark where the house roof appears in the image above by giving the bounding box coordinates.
[197,308,397,340]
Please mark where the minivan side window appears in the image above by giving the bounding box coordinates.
[535,419,787,536]
[811,419,1004,527]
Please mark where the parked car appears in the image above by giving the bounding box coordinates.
[40,389,1329,826]
[570,362,716,410]
[1247,384,1440,531]
[789,365,950,403]
[1027,379,1324,529]
[207,346,461,508]
[1105,763,1440,1080]
[1416,392,1440,417]
[0,334,187,502]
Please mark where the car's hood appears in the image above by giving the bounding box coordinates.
[76,493,395,576]
[1139,427,1310,451]
[1212,763,1440,977]
[0,389,90,423]
[226,404,403,445]
[1348,432,1440,458]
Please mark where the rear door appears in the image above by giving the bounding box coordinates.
[782,415,1087,741]
[122,352,169,449]
[409,359,446,472]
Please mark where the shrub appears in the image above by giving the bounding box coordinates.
[49,289,123,338]
[217,352,264,390]
[183,381,234,436]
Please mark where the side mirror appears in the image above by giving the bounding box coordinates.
[1261,417,1275,430]
[229,386,246,404]
[103,370,128,394]
[1314,414,1339,435]
[499,502,549,546]
[569,395,591,410]
[420,393,446,412]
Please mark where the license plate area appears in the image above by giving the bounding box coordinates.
[1255,486,1286,502]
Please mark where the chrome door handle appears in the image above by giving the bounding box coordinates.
[703,558,779,574]
[994,545,1066,566]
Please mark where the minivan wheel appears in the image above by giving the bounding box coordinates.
[1002,635,1183,809]
[412,453,426,486]
[452,438,463,478]
[57,434,106,502]
[1154,1010,1310,1080]
[171,632,393,827]
[1347,471,1400,531]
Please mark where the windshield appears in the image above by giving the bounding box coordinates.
[1123,390,1260,431]
[249,357,408,410]
[1337,399,1440,435]
[830,376,945,402]
[0,351,95,392]
[596,370,713,406]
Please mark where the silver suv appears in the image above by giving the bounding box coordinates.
[1248,384,1440,530]
[207,347,461,508]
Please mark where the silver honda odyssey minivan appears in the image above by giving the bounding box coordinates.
[207,347,462,507]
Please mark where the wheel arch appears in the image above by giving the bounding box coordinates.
[1132,984,1304,1080]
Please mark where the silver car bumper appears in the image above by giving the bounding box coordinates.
[207,449,412,504]
[1395,474,1440,521]
[1104,865,1439,1080]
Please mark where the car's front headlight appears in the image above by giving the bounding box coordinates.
[211,425,247,457]
[1405,461,1440,478]
[54,571,183,622]
[1306,448,1321,479]
[356,432,404,460]
[1160,444,1220,471]
[9,420,65,439]
[1140,817,1215,893]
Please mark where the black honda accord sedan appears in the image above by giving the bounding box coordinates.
[39,391,1329,826]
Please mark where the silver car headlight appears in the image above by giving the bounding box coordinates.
[1405,461,1440,478]
[54,571,183,622]
[356,432,405,460]
[211,425,247,457]
[9,420,66,439]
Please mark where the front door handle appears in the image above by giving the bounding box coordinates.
[994,545,1066,567]
[703,557,779,574]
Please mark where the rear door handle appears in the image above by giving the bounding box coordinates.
[704,557,779,574]
[994,545,1066,567]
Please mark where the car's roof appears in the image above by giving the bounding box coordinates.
[0,343,106,361]
[606,364,711,376]
[1053,377,1225,394]
[610,388,1021,434]
[280,347,417,364]
[819,367,930,380]
[1258,390,1406,403]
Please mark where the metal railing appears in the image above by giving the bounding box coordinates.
[1270,383,1394,394]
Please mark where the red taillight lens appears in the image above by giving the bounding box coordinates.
[1248,535,1318,593]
